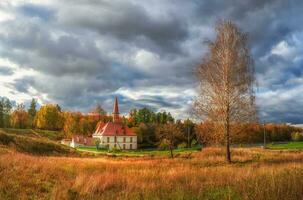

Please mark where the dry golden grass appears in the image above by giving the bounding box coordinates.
[1,147,303,200]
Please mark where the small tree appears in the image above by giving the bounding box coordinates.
[92,104,106,118]
[10,103,29,129]
[28,98,37,128]
[156,123,182,158]
[0,98,12,128]
[291,132,303,141]
[93,138,101,150]
[63,112,82,138]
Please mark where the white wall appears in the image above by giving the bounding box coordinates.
[93,135,137,150]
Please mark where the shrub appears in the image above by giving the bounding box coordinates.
[177,142,187,149]
[109,146,121,153]
[99,144,109,150]
[291,132,303,141]
[191,139,198,146]
[158,139,169,150]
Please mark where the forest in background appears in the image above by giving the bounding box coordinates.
[1,96,302,150]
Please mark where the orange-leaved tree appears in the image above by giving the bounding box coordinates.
[10,103,29,129]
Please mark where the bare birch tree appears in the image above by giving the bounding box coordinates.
[194,20,257,163]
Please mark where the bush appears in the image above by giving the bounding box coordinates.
[109,146,121,153]
[291,132,303,141]
[177,142,187,149]
[158,139,169,150]
[98,144,109,150]
[191,139,198,146]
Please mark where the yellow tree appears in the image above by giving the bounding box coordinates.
[63,112,82,138]
[10,103,29,129]
[36,104,64,130]
[195,21,257,163]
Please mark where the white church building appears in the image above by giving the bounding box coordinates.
[92,97,137,150]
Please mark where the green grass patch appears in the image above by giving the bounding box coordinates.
[268,141,303,150]
[77,146,201,157]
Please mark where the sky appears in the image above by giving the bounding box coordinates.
[0,0,303,123]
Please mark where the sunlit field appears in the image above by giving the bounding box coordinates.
[1,147,303,200]
[268,142,303,150]
[77,146,201,157]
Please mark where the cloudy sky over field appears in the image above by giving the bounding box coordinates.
[0,0,303,123]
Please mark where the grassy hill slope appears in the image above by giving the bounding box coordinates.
[0,128,64,140]
[0,128,75,156]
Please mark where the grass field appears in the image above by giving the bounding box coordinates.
[77,146,201,157]
[1,147,303,199]
[268,141,303,150]
[1,128,303,199]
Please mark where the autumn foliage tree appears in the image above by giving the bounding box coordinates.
[63,112,82,138]
[10,103,29,129]
[195,21,257,162]
[62,112,96,138]
[156,123,182,158]
[36,104,64,130]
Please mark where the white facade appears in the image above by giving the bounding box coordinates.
[70,139,78,148]
[61,139,71,146]
[93,135,137,150]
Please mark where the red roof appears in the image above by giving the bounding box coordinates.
[95,121,106,133]
[93,97,136,137]
[94,122,136,136]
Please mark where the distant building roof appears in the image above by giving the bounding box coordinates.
[94,121,136,136]
[93,97,136,137]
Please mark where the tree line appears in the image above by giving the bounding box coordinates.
[0,97,195,146]
[196,122,302,145]
[2,96,301,149]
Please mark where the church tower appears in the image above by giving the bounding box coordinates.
[112,97,120,123]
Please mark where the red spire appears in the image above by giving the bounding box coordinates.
[112,97,120,122]
[113,97,119,114]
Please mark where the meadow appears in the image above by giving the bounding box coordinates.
[268,141,303,150]
[1,147,303,200]
[77,146,201,157]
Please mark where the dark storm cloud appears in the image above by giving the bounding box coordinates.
[1,0,303,122]
[0,20,110,76]
[193,0,302,58]
[10,76,35,93]
[57,0,189,55]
